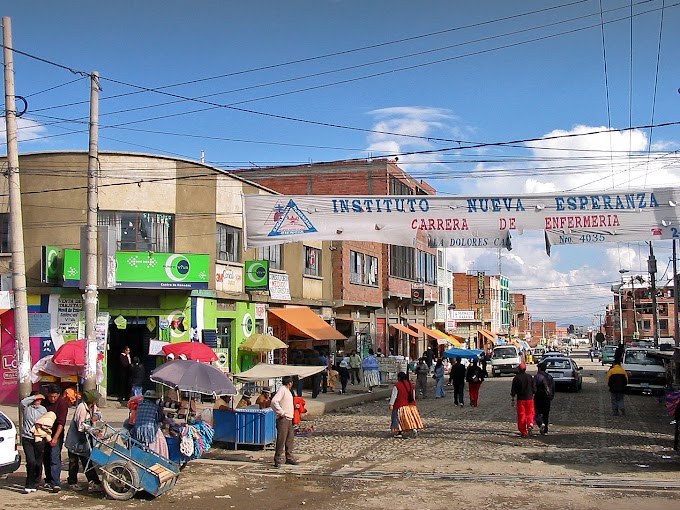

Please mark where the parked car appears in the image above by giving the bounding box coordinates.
[621,348,667,394]
[543,356,583,392]
[0,410,20,475]
[532,346,546,364]
[600,344,618,365]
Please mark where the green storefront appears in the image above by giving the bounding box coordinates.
[44,248,256,399]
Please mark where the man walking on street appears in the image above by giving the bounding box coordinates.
[271,376,299,468]
[450,357,466,407]
[534,362,555,434]
[349,350,362,385]
[414,357,429,399]
[43,384,68,492]
[511,362,536,437]
[607,360,628,416]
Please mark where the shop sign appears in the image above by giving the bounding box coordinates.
[41,245,63,284]
[62,249,210,289]
[114,315,127,330]
[56,298,82,336]
[215,263,243,293]
[411,287,424,306]
[269,272,291,301]
[255,303,266,320]
[244,260,269,291]
[453,310,476,321]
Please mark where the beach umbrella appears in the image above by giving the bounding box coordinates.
[161,342,218,362]
[239,333,287,352]
[150,359,238,396]
[52,339,87,366]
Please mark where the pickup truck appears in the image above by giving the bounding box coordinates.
[621,347,667,394]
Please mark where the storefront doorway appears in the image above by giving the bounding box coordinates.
[107,321,156,399]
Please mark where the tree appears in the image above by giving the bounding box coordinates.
[567,324,575,334]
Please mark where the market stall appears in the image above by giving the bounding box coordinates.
[150,359,237,463]
[211,363,326,448]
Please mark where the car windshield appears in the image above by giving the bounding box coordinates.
[623,351,664,366]
[492,348,517,359]
[603,346,616,353]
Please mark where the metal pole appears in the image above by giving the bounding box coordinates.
[83,71,100,392]
[674,239,679,347]
[2,16,33,402]
[618,289,624,346]
[648,242,659,349]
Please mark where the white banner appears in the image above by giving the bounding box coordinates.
[243,189,680,250]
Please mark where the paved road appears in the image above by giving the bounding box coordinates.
[2,350,678,509]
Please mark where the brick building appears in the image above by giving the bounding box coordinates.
[233,159,445,359]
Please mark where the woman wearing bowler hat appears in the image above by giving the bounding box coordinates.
[132,390,168,458]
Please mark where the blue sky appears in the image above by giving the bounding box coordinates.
[2,1,680,328]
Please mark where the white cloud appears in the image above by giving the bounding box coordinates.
[366,115,680,327]
[0,117,48,145]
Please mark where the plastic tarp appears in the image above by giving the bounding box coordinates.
[442,348,484,360]
[234,364,326,382]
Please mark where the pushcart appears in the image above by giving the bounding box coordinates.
[87,424,180,500]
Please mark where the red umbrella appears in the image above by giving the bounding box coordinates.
[52,339,86,366]
[161,342,218,362]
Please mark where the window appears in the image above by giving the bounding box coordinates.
[417,250,436,285]
[98,211,173,252]
[257,245,282,270]
[437,250,444,268]
[350,251,378,286]
[659,319,669,330]
[389,176,413,195]
[642,319,651,330]
[0,213,9,253]
[216,224,241,262]
[304,246,321,276]
[389,245,415,280]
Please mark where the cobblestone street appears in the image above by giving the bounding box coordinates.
[2,351,678,510]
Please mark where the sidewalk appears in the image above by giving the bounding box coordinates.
[0,383,392,427]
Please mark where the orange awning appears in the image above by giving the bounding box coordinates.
[390,324,419,337]
[442,333,464,348]
[269,307,346,341]
[478,329,496,343]
[409,323,449,340]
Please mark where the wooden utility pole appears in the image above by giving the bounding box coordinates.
[2,16,32,401]
[83,71,100,392]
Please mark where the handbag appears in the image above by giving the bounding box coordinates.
[64,420,90,456]
[64,408,92,456]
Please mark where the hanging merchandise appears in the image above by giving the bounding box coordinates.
[176,420,214,462]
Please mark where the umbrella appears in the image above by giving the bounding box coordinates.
[442,348,485,360]
[150,359,238,396]
[161,341,218,362]
[239,333,288,352]
[52,339,86,366]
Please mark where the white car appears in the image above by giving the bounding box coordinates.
[622,348,666,394]
[0,410,20,475]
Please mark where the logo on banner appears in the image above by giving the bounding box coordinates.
[411,287,424,306]
[244,260,269,291]
[268,200,317,237]
[165,254,191,282]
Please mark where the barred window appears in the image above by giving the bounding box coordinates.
[98,211,173,252]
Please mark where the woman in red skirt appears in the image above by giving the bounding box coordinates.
[465,358,485,407]
[388,372,424,438]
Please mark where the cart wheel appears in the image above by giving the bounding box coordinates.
[102,460,140,501]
